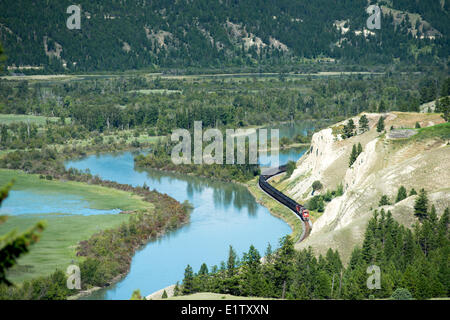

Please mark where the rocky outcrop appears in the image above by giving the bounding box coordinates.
[285,112,449,262]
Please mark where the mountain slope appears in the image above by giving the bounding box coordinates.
[280,112,449,262]
[0,0,448,72]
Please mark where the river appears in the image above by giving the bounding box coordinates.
[65,121,311,299]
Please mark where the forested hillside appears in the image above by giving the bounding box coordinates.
[0,0,448,73]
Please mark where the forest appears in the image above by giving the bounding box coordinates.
[0,0,448,73]
[1,72,448,151]
[179,201,449,300]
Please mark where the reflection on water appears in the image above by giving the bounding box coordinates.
[65,122,312,300]
[0,190,120,216]
[66,151,291,300]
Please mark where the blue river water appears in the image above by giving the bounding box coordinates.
[64,121,310,299]
[65,150,297,299]
[0,190,121,216]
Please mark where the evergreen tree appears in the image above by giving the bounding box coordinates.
[173,281,180,296]
[359,114,369,132]
[379,195,391,206]
[409,188,418,196]
[182,265,195,294]
[161,290,168,299]
[349,144,358,167]
[414,189,429,220]
[378,100,387,113]
[0,42,6,73]
[227,245,237,273]
[357,142,362,155]
[376,116,385,133]
[396,186,408,203]
[343,119,356,138]
[198,263,209,275]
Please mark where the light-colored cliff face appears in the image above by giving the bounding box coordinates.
[283,112,449,262]
[289,127,346,200]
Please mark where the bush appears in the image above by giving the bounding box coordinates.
[312,180,323,193]
[391,288,413,300]
[379,195,390,206]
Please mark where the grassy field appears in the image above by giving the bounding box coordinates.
[0,114,60,125]
[413,122,450,140]
[0,213,130,283]
[167,292,275,300]
[0,169,154,211]
[0,169,156,283]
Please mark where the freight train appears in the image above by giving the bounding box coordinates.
[259,166,310,221]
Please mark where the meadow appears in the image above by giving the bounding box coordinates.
[0,169,155,283]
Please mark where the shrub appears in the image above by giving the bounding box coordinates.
[312,180,323,193]
[379,195,390,206]
[391,288,413,300]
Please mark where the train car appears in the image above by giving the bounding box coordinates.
[259,173,307,222]
[302,209,310,220]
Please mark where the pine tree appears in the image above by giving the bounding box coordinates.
[409,188,417,196]
[349,144,358,167]
[379,195,391,206]
[227,245,238,276]
[161,290,168,299]
[396,186,407,203]
[173,281,180,296]
[182,265,195,294]
[198,263,209,275]
[414,189,429,220]
[378,100,387,112]
[342,119,356,139]
[359,115,369,132]
[357,142,363,155]
[376,116,385,133]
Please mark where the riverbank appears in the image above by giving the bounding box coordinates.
[245,177,303,242]
[0,169,156,283]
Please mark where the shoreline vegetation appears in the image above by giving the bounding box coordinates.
[0,65,448,300]
[0,144,192,300]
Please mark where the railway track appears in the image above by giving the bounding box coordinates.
[258,166,312,242]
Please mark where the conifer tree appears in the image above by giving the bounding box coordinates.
[182,265,194,294]
[343,119,356,138]
[357,142,362,155]
[414,189,429,220]
[359,114,369,132]
[349,144,358,167]
[376,116,385,132]
[379,195,391,206]
[378,100,386,113]
[227,245,238,276]
[396,186,407,203]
